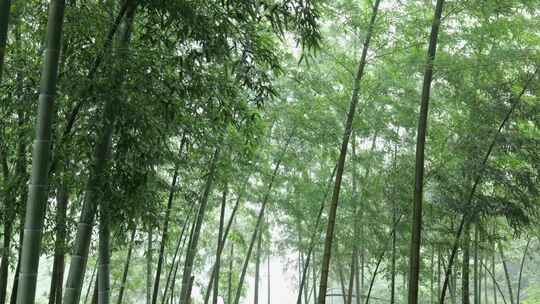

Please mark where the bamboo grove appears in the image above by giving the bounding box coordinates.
[0,0,539,304]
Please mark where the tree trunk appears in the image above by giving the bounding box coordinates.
[390,202,397,304]
[483,260,508,304]
[338,263,347,304]
[162,204,195,304]
[0,0,11,82]
[312,259,318,304]
[9,235,21,304]
[407,1,445,303]
[439,68,538,304]
[363,214,402,304]
[0,218,11,304]
[98,202,111,304]
[346,253,355,304]
[254,225,263,304]
[474,225,479,304]
[179,149,220,304]
[450,265,456,304]
[84,261,98,304]
[63,2,137,303]
[437,250,441,302]
[2,104,27,304]
[91,276,98,304]
[364,250,384,304]
[152,160,183,304]
[233,146,287,304]
[296,164,337,304]
[492,247,497,304]
[302,253,309,304]
[147,228,153,304]
[483,252,488,304]
[499,244,514,304]
[48,184,69,304]
[317,2,381,303]
[227,242,234,304]
[480,255,483,304]
[168,218,192,304]
[516,239,530,304]
[203,188,244,304]
[268,254,271,304]
[116,226,137,304]
[16,0,66,302]
[355,254,361,304]
[186,276,195,304]
[463,225,471,304]
[214,187,227,304]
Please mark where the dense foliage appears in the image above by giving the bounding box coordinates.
[0,0,539,304]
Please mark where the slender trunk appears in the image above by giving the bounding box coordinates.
[2,105,26,304]
[480,255,483,304]
[168,219,192,304]
[147,228,153,304]
[203,188,244,304]
[360,244,365,300]
[254,225,263,304]
[483,260,508,304]
[346,253,355,304]
[98,202,111,304]
[483,252,488,304]
[0,0,11,82]
[407,1,445,303]
[492,247,497,304]
[338,263,347,304]
[354,254,360,304]
[499,244,514,304]
[91,276,98,304]
[450,265,456,304]
[186,276,195,304]
[296,165,337,304]
[364,215,403,304]
[437,250,441,302]
[179,149,220,304]
[227,242,234,304]
[463,225,471,304]
[516,239,530,304]
[364,250,384,304]
[0,218,12,304]
[349,135,358,304]
[63,2,137,302]
[16,0,66,302]
[84,261,98,304]
[116,227,137,304]
[317,2,381,303]
[300,252,309,304]
[268,254,271,304]
[474,225,479,304]
[233,139,290,304]
[439,68,539,303]
[152,162,182,304]
[8,153,26,304]
[390,205,397,304]
[312,259,317,304]
[162,205,195,304]
[214,187,227,304]
[48,184,69,304]
[9,237,21,304]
